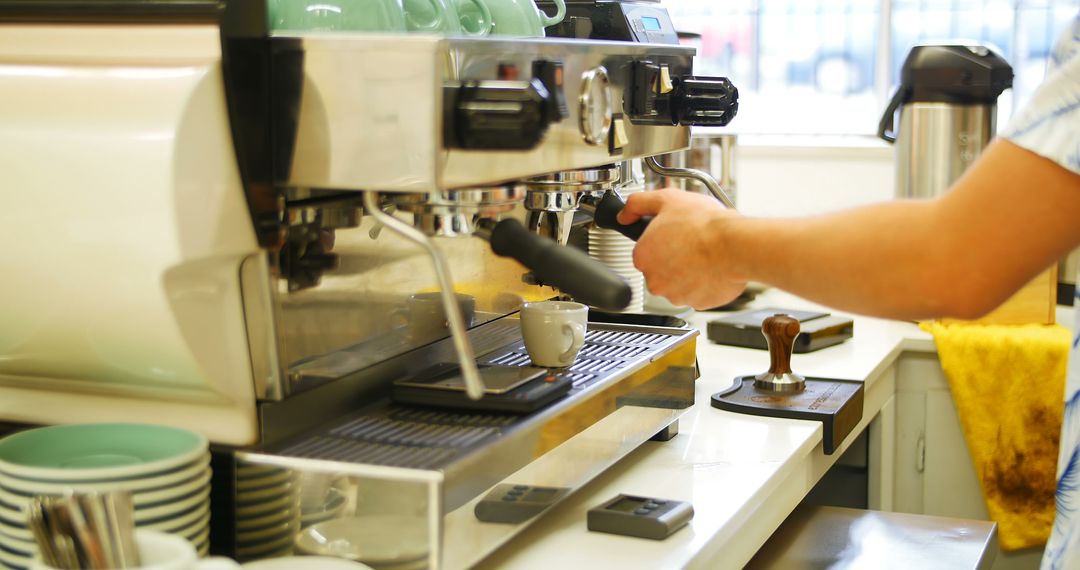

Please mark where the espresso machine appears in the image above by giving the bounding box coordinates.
[0,0,737,567]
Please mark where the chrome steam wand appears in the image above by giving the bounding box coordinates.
[643,156,736,209]
[362,191,485,400]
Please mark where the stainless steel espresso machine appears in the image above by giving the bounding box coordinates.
[0,0,737,567]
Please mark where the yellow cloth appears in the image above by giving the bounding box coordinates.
[921,321,1070,551]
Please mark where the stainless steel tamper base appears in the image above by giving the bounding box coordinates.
[754,371,806,393]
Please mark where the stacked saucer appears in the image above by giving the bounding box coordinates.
[0,423,210,570]
[588,226,645,313]
[294,515,429,570]
[234,463,300,562]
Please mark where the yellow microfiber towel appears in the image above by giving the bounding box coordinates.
[921,321,1070,551]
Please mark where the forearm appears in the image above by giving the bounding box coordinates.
[722,201,963,320]
[722,140,1080,321]
[620,140,1080,317]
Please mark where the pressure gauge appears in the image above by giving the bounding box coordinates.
[578,66,612,146]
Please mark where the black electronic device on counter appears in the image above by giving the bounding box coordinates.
[587,494,694,539]
[707,308,853,353]
[391,362,572,414]
[474,484,571,524]
[538,0,680,44]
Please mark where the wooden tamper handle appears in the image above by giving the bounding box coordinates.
[753,314,806,393]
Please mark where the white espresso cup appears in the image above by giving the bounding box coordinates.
[520,301,587,368]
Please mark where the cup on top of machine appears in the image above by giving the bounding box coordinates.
[520,301,587,368]
[268,0,408,32]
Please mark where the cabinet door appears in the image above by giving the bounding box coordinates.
[891,353,1046,570]
[923,388,989,519]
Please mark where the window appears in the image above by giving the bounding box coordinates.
[669,0,1078,135]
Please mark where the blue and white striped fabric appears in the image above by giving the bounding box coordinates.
[1004,14,1080,176]
[1005,12,1080,570]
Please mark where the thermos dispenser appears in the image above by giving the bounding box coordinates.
[878,44,1061,321]
[878,44,1013,199]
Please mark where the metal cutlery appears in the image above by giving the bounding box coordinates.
[27,491,141,569]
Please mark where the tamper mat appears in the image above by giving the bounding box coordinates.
[711,377,863,455]
[711,313,864,455]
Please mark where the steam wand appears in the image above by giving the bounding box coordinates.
[362,192,485,400]
[642,156,736,209]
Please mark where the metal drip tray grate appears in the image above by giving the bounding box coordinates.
[488,352,531,367]
[275,407,513,469]
[482,327,675,389]
[266,322,695,470]
[585,329,669,346]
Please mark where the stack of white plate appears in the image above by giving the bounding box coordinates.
[234,463,300,562]
[294,515,429,570]
[588,226,645,313]
[0,423,210,570]
[243,556,375,570]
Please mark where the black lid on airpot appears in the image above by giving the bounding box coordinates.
[900,44,1013,103]
[878,43,1013,142]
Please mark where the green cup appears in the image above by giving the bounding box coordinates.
[471,0,563,36]
[401,0,446,32]
[452,0,493,35]
[403,0,492,35]
[268,0,408,32]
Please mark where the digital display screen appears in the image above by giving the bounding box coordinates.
[609,497,647,513]
[526,488,558,500]
[641,16,661,31]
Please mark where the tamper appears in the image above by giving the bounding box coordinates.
[753,314,805,392]
[711,314,864,454]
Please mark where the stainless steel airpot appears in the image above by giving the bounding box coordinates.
[878,44,1013,199]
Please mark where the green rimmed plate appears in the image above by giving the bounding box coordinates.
[0,423,207,481]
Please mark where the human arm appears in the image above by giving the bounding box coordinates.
[617,139,1080,320]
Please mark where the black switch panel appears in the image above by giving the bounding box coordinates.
[532,59,569,123]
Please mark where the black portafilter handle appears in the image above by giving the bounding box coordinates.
[588,191,652,242]
[485,218,632,312]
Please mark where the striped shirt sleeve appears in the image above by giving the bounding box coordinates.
[1002,13,1080,175]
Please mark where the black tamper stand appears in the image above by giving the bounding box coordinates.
[710,314,864,454]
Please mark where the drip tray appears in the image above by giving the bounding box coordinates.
[484,326,679,391]
[260,321,698,474]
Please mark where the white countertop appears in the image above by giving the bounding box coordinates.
[478,290,935,570]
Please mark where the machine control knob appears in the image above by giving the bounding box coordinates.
[670,76,739,127]
[532,59,569,122]
[625,61,665,122]
[625,61,739,127]
[444,79,553,150]
[753,314,806,393]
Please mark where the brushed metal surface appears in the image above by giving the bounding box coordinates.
[895,103,996,199]
[272,35,692,193]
